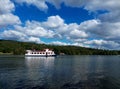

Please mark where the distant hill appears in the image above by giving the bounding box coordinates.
[0,40,120,55]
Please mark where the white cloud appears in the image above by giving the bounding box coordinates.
[46,0,120,12]
[26,26,54,38]
[15,16,120,49]
[0,0,120,50]
[83,0,120,25]
[14,20,55,38]
[99,10,120,22]
[1,30,26,41]
[61,0,120,24]
[45,0,120,24]
[79,19,101,30]
[43,15,64,28]
[0,0,15,14]
[1,29,42,43]
[70,29,88,38]
[15,0,120,24]
[28,36,42,43]
[71,42,86,47]
[50,41,69,46]
[46,0,62,9]
[12,16,65,40]
[85,22,120,42]
[16,0,48,11]
[85,39,106,46]
[0,0,21,26]
[0,13,21,26]
[63,0,86,8]
[1,13,120,50]
[56,23,78,36]
[84,39,120,49]
[85,0,120,11]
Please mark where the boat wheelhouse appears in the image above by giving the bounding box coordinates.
[25,49,56,57]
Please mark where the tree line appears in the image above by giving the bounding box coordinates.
[0,40,120,55]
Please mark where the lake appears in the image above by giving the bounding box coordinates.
[0,55,120,89]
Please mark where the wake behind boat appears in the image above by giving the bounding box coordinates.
[25,48,56,57]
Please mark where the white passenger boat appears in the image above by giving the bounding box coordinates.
[25,48,56,57]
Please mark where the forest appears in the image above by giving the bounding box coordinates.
[0,40,120,55]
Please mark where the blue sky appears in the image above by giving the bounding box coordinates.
[0,0,120,50]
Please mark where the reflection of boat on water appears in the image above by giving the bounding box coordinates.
[25,56,55,85]
[25,56,55,60]
[25,57,55,68]
[25,48,56,57]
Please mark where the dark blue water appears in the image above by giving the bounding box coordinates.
[0,55,120,89]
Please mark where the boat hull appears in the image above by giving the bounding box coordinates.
[25,54,56,57]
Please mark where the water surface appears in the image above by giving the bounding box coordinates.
[0,55,120,89]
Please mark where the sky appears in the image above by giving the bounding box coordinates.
[0,0,120,50]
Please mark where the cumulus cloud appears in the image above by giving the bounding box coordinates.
[0,0,15,14]
[15,0,48,11]
[1,30,26,41]
[14,20,55,38]
[1,29,42,43]
[99,10,120,22]
[0,13,21,26]
[46,0,120,24]
[15,0,120,24]
[84,0,120,11]
[13,16,64,40]
[50,41,69,46]
[46,0,120,12]
[0,0,21,26]
[85,22,120,42]
[84,39,120,49]
[66,19,120,49]
[46,0,62,9]
[69,29,88,38]
[1,14,120,49]
[79,19,101,30]
[1,0,120,50]
[28,36,42,43]
[43,15,64,28]
[63,0,120,24]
